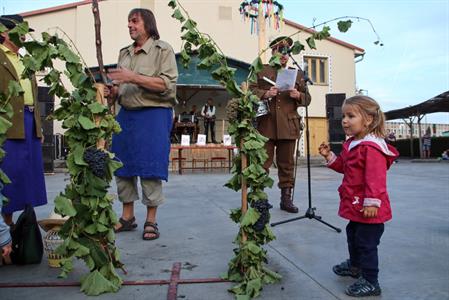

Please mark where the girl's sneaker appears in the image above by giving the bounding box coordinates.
[345,277,381,297]
[333,259,361,278]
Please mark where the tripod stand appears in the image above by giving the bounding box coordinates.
[270,54,341,233]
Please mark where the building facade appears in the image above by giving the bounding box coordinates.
[21,0,365,155]
[386,121,449,139]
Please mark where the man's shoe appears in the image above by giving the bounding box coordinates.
[345,277,381,297]
[333,259,361,278]
[280,188,298,213]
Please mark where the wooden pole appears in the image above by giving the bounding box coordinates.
[241,149,248,243]
[257,2,267,64]
[222,119,225,141]
[240,83,248,243]
[92,0,115,115]
[417,114,423,158]
[94,83,106,150]
[92,0,107,85]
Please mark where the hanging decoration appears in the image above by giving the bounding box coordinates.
[239,0,284,34]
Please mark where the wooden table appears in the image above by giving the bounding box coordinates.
[170,145,237,175]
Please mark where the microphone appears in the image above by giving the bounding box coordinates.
[303,74,313,85]
[302,61,313,85]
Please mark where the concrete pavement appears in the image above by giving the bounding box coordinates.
[0,160,448,300]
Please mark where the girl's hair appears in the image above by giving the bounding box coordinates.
[128,8,160,40]
[343,95,386,138]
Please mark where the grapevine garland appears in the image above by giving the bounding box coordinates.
[170,1,382,299]
[1,21,123,295]
[1,3,382,298]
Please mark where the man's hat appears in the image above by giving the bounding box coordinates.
[0,14,34,32]
[269,36,293,49]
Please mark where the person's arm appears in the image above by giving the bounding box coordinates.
[319,142,344,173]
[327,152,344,173]
[107,67,166,92]
[153,47,178,96]
[0,208,12,258]
[200,106,206,117]
[248,67,278,99]
[361,147,388,218]
[107,47,178,95]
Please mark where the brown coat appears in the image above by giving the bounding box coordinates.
[0,48,42,139]
[250,65,311,140]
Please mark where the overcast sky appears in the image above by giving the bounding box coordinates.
[2,0,448,124]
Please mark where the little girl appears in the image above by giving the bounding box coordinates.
[319,95,398,297]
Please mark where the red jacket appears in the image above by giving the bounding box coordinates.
[328,135,399,224]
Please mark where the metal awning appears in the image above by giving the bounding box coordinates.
[88,54,251,89]
[384,90,449,158]
[385,91,449,120]
[175,54,250,87]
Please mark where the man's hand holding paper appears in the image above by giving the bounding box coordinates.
[264,86,278,98]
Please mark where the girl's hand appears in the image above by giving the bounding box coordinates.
[362,206,378,218]
[2,242,12,258]
[318,142,332,161]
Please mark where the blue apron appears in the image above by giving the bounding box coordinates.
[112,107,173,181]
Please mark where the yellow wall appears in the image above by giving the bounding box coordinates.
[23,0,360,149]
[304,117,329,156]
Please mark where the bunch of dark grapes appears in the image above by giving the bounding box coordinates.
[83,148,108,178]
[226,98,240,122]
[251,199,272,232]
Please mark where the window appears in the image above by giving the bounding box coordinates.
[303,56,328,85]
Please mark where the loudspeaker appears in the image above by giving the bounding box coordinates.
[38,87,55,171]
[38,102,54,117]
[41,144,54,173]
[40,120,53,136]
[37,87,54,103]
[326,93,346,154]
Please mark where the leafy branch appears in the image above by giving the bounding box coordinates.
[170,1,279,299]
[1,21,123,295]
[170,1,382,299]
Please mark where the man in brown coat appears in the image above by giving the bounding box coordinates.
[250,36,311,213]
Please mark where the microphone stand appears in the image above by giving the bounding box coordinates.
[270,53,341,233]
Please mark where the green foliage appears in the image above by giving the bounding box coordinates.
[337,20,353,32]
[290,41,305,55]
[169,1,281,299]
[6,28,123,295]
[172,2,381,298]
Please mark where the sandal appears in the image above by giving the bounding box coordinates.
[114,217,137,233]
[142,222,160,240]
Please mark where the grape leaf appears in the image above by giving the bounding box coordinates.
[54,195,77,217]
[80,270,120,296]
[78,115,96,130]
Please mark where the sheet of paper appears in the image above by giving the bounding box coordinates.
[181,134,190,146]
[223,134,232,146]
[196,134,206,146]
[276,68,298,91]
